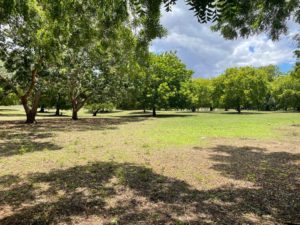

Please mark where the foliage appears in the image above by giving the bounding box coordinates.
[272,74,300,111]
[164,0,299,40]
[219,66,271,113]
[144,52,193,115]
[180,78,213,111]
[86,102,115,115]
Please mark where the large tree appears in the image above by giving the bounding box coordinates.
[272,74,300,111]
[0,1,60,123]
[221,66,270,113]
[145,52,193,116]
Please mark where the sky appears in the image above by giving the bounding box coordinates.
[150,1,299,78]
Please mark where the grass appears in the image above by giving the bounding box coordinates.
[0,106,300,224]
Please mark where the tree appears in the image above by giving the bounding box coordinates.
[211,75,226,110]
[180,78,213,112]
[145,52,193,116]
[221,66,270,113]
[0,1,59,123]
[272,74,300,111]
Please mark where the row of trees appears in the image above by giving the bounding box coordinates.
[1,49,299,118]
[120,61,300,114]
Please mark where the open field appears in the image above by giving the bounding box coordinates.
[0,106,300,224]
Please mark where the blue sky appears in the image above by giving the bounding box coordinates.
[150,1,299,78]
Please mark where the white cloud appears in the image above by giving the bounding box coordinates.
[150,1,299,77]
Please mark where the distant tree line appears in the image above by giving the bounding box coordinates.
[118,57,300,115]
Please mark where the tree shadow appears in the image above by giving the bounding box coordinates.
[0,117,148,158]
[0,109,19,112]
[123,112,194,118]
[0,113,25,117]
[218,112,268,115]
[0,145,299,224]
[0,117,148,132]
[209,145,300,223]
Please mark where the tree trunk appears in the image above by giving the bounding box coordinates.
[55,93,61,116]
[237,105,241,114]
[21,91,41,124]
[152,107,156,117]
[72,110,78,120]
[71,98,79,120]
[26,111,36,123]
[210,106,213,111]
[143,108,146,113]
[93,109,99,116]
[39,105,45,113]
[192,106,196,112]
[225,107,228,111]
[55,107,60,116]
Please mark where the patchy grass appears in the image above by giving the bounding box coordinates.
[0,106,299,224]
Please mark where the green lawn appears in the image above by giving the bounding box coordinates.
[0,106,299,224]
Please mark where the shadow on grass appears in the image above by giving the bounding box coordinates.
[0,109,19,112]
[218,111,268,115]
[0,113,25,117]
[0,145,299,224]
[0,117,148,158]
[124,112,195,118]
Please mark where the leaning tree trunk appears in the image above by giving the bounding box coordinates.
[93,109,99,117]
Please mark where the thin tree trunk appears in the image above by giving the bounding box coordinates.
[210,106,213,111]
[152,107,156,117]
[55,107,60,116]
[55,93,61,116]
[192,106,196,112]
[237,105,241,114]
